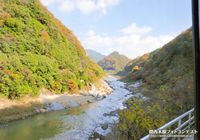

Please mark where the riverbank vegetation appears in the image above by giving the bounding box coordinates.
[0,0,104,99]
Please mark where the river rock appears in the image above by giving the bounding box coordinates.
[65,106,71,109]
[103,110,118,117]
[89,132,105,140]
[70,102,81,107]
[46,102,65,111]
[40,108,47,113]
[101,123,108,130]
[36,109,40,113]
[87,100,93,103]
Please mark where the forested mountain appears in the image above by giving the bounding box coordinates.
[85,49,105,62]
[123,28,193,99]
[115,28,194,139]
[98,51,131,73]
[122,28,194,108]
[118,48,161,75]
[0,0,104,98]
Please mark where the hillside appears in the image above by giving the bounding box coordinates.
[114,28,194,139]
[123,27,194,114]
[98,51,131,73]
[0,0,104,99]
[118,48,161,76]
[85,49,105,62]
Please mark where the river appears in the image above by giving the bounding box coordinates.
[0,76,137,140]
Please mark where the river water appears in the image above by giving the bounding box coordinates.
[0,76,135,140]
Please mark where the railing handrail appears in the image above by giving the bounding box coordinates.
[158,108,194,130]
[141,108,194,140]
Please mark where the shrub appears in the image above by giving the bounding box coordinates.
[4,18,23,33]
[0,11,10,20]
[131,65,139,72]
[118,97,167,139]
[39,30,50,42]
[67,79,78,94]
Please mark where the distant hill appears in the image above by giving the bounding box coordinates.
[0,0,104,98]
[98,51,131,73]
[85,49,105,62]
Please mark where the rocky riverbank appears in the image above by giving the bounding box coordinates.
[0,78,113,124]
[89,80,145,140]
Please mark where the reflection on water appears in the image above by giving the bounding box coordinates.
[0,76,134,140]
[0,111,66,140]
[65,107,85,116]
[0,105,91,140]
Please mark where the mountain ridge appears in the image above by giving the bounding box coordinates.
[85,49,105,62]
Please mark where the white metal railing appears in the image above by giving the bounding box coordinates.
[141,108,195,140]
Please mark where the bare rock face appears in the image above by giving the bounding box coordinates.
[89,79,113,99]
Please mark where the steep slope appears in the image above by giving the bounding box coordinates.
[85,49,105,62]
[114,28,194,139]
[118,48,161,76]
[0,0,104,98]
[98,51,131,73]
[123,27,194,113]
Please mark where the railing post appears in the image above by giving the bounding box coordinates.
[178,119,181,127]
[189,113,191,129]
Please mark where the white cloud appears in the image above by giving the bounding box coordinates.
[84,35,113,48]
[40,0,120,15]
[86,30,95,36]
[60,0,75,12]
[96,0,119,14]
[81,24,177,59]
[40,0,57,6]
[76,0,96,14]
[120,23,152,35]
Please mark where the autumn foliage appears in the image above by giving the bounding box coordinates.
[116,28,194,139]
[131,65,139,72]
[0,0,104,98]
[98,51,131,72]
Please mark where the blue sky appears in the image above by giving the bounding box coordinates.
[41,0,192,59]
